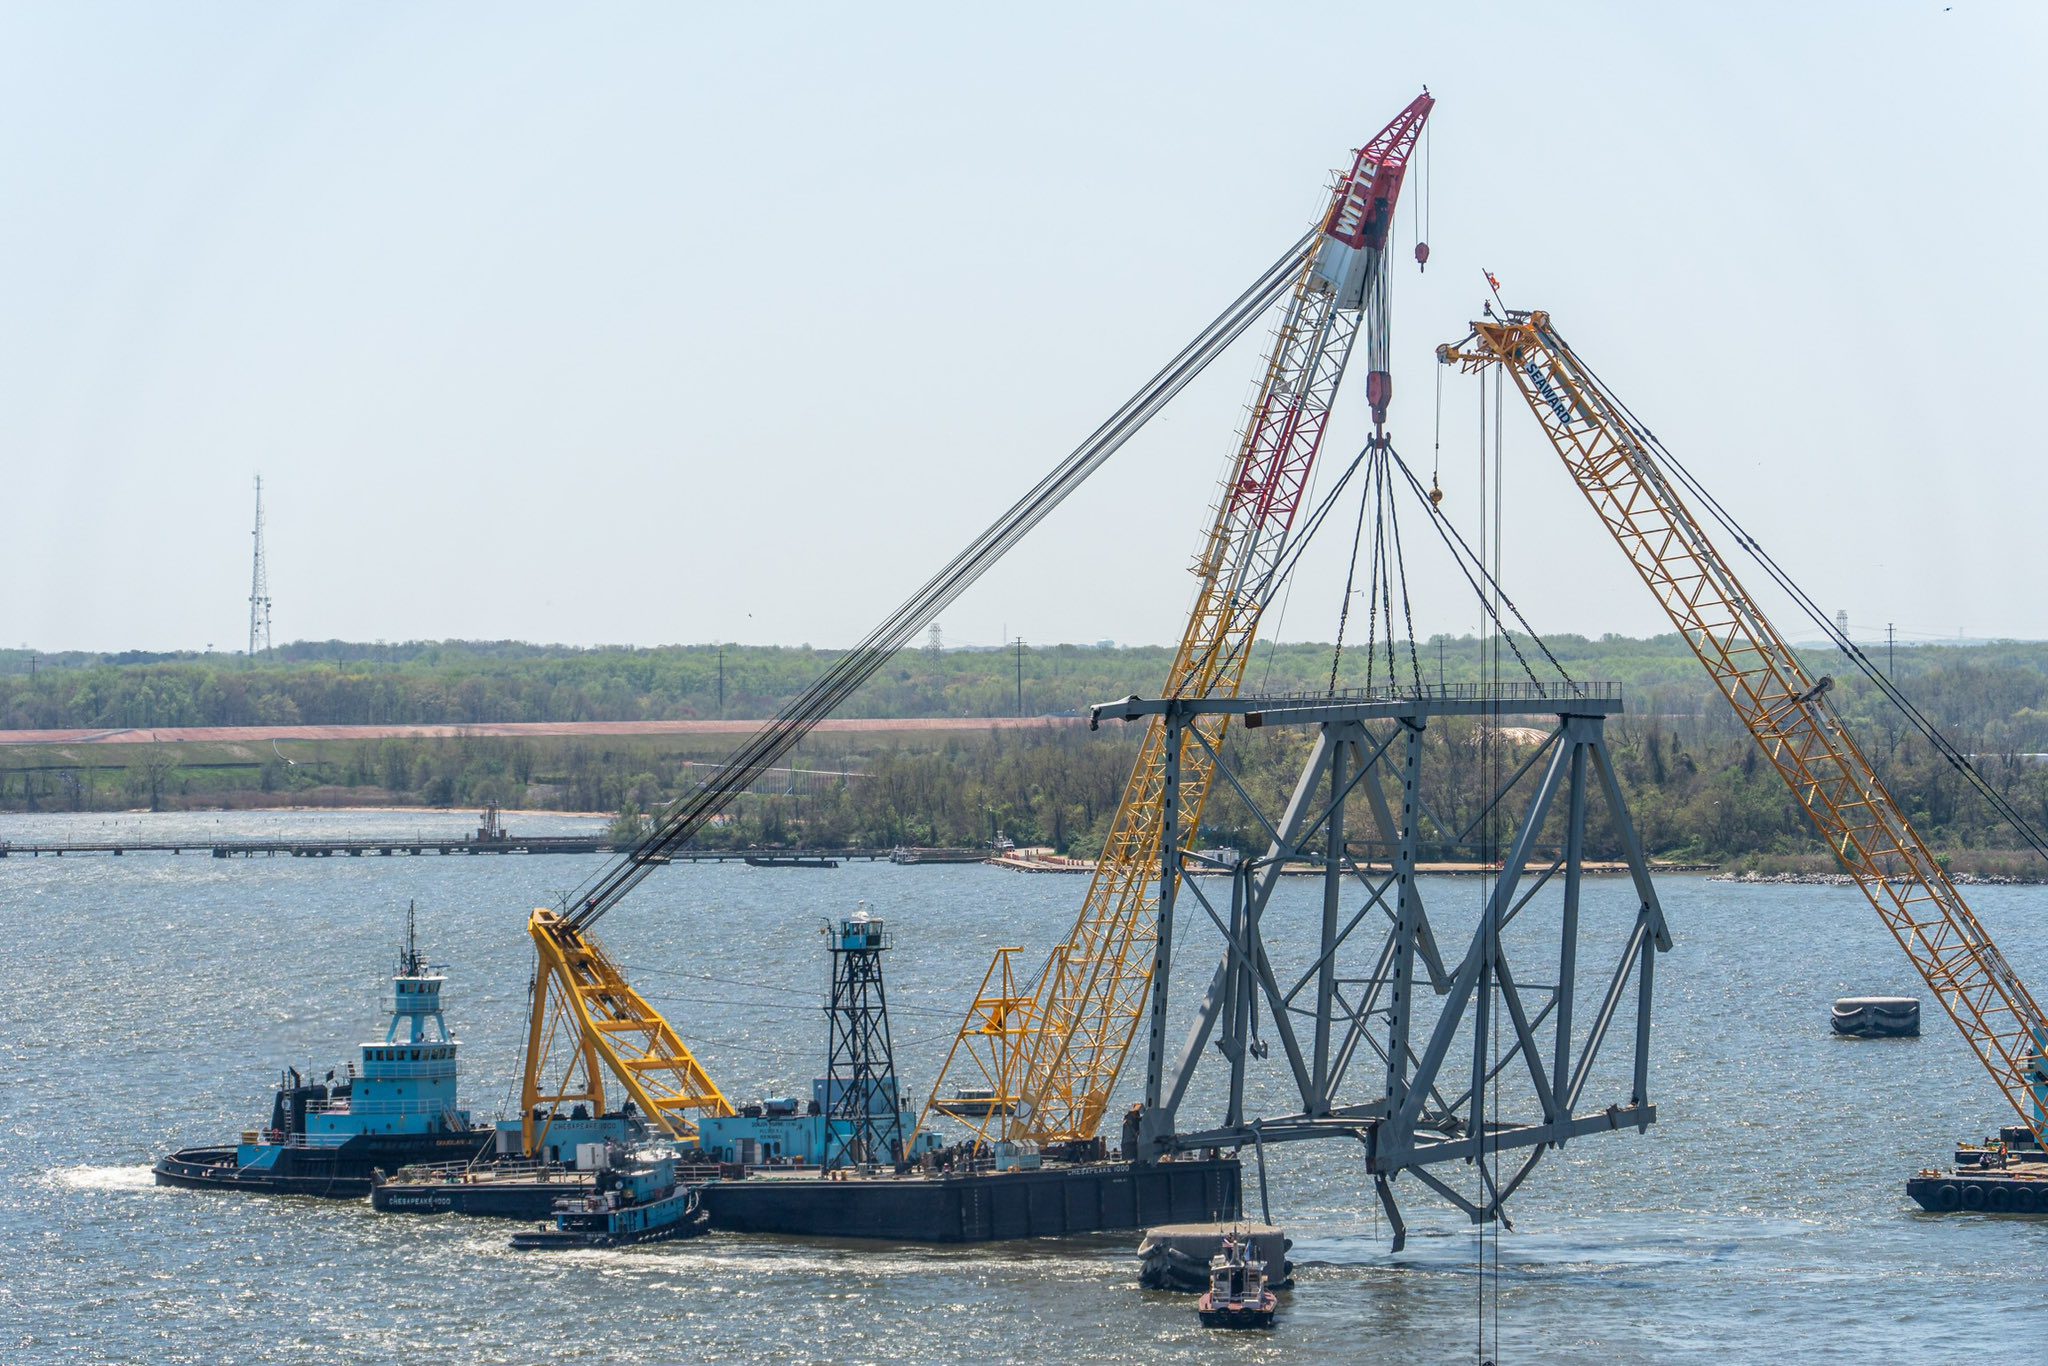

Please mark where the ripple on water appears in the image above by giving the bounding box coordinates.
[5,816,2048,1363]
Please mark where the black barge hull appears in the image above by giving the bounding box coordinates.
[701,1158,1241,1242]
[154,1132,492,1200]
[373,1172,598,1219]
[1907,1169,2048,1214]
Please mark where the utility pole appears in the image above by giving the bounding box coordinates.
[717,646,725,716]
[1014,637,1024,717]
[1887,623,1895,676]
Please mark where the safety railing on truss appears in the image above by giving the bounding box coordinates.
[1242,680,1622,706]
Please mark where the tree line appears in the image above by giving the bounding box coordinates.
[4,635,2047,871]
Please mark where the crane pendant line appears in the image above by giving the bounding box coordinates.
[512,154,1368,1154]
[1439,311,2048,1148]
[978,92,1437,1147]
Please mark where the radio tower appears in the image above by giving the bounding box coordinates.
[247,476,273,659]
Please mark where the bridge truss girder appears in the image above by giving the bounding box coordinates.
[1100,687,1671,1248]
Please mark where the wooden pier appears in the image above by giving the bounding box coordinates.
[0,837,972,863]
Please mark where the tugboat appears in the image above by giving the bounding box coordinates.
[1196,1231,1278,1330]
[153,909,492,1198]
[509,1147,709,1249]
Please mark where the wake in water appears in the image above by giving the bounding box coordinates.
[49,1164,157,1193]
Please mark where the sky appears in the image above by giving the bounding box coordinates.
[3,3,2044,654]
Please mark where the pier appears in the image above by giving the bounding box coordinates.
[0,837,974,863]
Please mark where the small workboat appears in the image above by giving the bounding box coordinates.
[1196,1232,1277,1329]
[508,1148,709,1249]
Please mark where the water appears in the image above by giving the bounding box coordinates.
[3,808,2043,1362]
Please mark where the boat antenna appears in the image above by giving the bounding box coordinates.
[400,901,424,977]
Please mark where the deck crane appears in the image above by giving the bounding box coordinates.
[925,92,1435,1150]
[1437,309,2048,1147]
[507,142,1384,1159]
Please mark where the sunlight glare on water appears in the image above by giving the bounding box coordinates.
[3,808,2044,1362]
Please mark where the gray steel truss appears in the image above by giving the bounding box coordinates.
[1095,683,1670,1248]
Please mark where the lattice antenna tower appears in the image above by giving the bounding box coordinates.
[822,906,906,1170]
[248,475,273,659]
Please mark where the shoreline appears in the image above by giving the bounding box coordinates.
[0,803,615,820]
[1710,870,2046,887]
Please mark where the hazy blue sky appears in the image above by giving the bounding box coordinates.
[4,3,2042,653]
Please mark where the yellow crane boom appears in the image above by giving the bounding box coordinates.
[1439,309,2048,1145]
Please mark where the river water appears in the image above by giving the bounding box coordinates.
[2,808,2042,1363]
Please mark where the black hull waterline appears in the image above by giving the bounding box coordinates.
[153,1132,493,1199]
[509,1206,711,1249]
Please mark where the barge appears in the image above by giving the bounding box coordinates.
[698,1155,1240,1241]
[1906,1124,2048,1214]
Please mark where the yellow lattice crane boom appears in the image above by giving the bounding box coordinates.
[1439,309,2048,1145]
[923,93,1437,1148]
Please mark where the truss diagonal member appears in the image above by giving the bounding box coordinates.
[1389,733,1574,1145]
[1164,728,1335,1120]
[1349,730,1451,991]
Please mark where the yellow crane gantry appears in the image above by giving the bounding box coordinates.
[1438,309,2048,1146]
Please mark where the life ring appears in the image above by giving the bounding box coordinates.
[1961,1183,1985,1211]
[1933,1183,1962,1212]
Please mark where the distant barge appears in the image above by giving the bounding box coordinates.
[1906,1125,2048,1214]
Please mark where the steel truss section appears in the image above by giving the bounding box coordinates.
[1098,685,1670,1248]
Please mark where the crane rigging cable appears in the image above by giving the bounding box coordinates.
[513,229,1338,1154]
[1439,309,2048,1149]
[555,230,1317,935]
[1562,348,2048,870]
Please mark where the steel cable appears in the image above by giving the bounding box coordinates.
[1562,341,2048,868]
[563,233,1319,931]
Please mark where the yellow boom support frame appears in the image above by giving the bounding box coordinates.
[519,909,734,1156]
[1441,310,2048,1145]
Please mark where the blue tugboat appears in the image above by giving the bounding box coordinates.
[509,1147,709,1249]
[153,909,491,1198]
